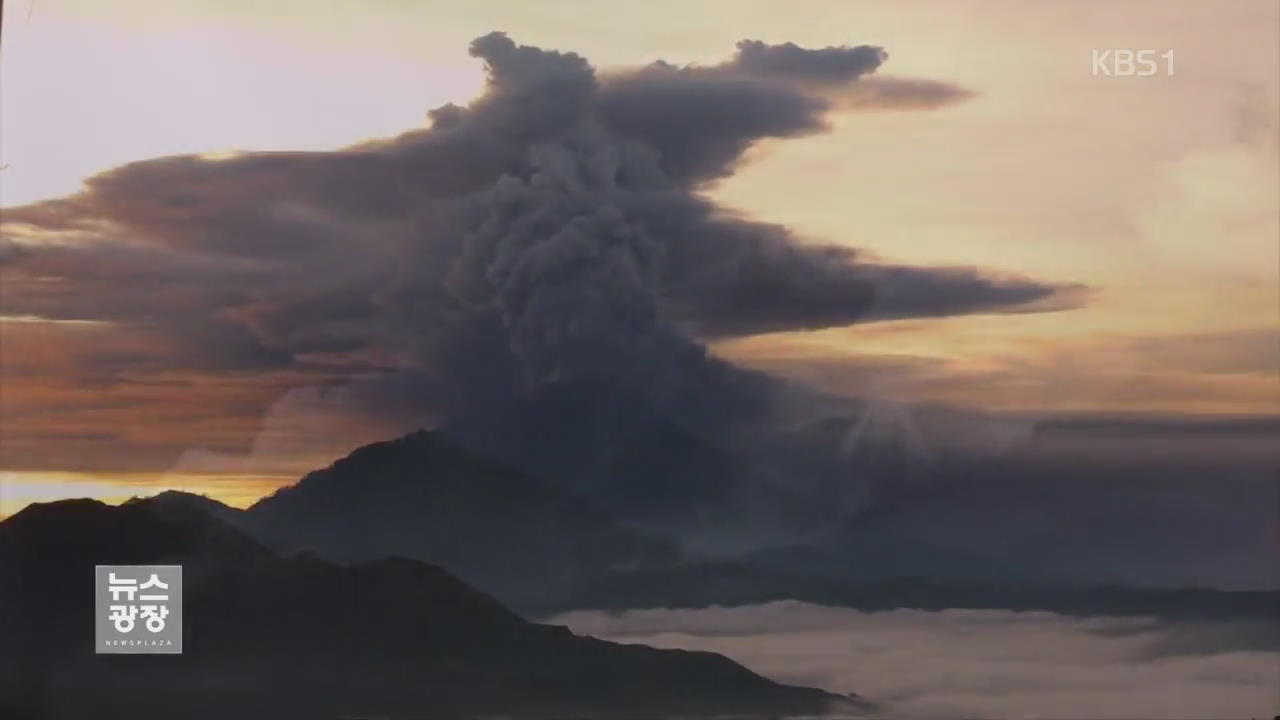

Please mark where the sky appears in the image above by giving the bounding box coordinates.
[0,0,1277,516]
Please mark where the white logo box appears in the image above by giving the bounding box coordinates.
[94,565,183,654]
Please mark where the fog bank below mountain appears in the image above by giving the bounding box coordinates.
[554,601,1280,719]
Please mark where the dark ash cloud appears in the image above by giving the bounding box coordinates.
[593,40,967,182]
[2,32,1076,476]
[861,264,1086,320]
[728,40,887,82]
[840,76,977,110]
[590,39,884,182]
[595,66,830,182]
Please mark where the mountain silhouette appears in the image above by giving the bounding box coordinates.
[438,379,752,539]
[243,429,682,608]
[0,496,869,719]
[180,422,1278,619]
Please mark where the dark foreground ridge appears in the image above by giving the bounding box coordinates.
[0,497,871,719]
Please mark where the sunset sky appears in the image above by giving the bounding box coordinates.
[1,0,1277,516]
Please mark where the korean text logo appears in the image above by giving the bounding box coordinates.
[95,565,183,654]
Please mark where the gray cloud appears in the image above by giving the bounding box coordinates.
[592,39,884,182]
[1,33,1082,517]
[2,33,1067,386]
[552,602,1280,719]
[596,65,830,182]
[728,39,887,83]
[593,40,968,183]
[861,264,1087,320]
[840,76,977,110]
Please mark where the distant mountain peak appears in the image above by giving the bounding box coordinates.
[241,428,683,609]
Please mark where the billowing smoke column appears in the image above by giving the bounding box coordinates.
[379,33,1062,424]
[376,33,1060,540]
[1,33,1074,541]
[386,32,886,419]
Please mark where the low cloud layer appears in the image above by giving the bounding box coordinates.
[553,601,1280,719]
